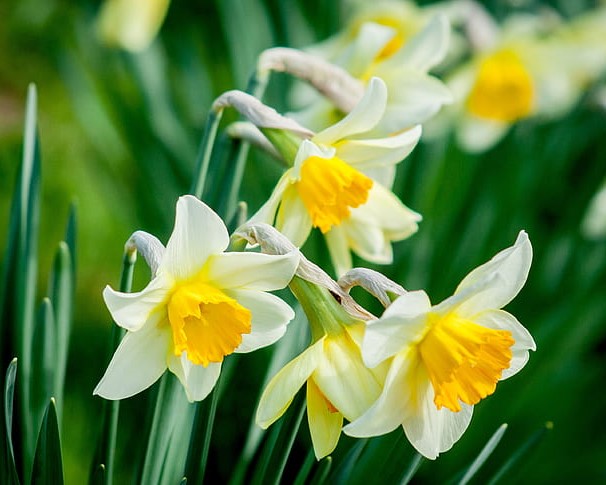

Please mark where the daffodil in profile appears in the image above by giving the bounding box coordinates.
[256,276,388,459]
[248,77,422,275]
[344,231,536,459]
[94,195,299,402]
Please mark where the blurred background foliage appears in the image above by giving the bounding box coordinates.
[1,0,605,483]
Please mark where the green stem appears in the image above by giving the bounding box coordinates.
[96,250,135,485]
[190,109,223,199]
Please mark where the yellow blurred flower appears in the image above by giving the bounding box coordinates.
[96,0,170,52]
[345,231,536,459]
[94,196,299,402]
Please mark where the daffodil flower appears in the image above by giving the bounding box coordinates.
[256,276,388,459]
[250,77,422,275]
[344,231,536,459]
[429,11,584,152]
[262,13,452,135]
[94,195,299,402]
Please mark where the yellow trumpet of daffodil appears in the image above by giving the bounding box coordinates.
[94,196,299,402]
[344,231,536,459]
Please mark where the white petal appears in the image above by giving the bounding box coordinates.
[206,251,299,291]
[313,335,383,422]
[349,183,421,240]
[256,338,324,428]
[161,195,229,280]
[102,275,170,331]
[344,351,413,438]
[333,125,422,171]
[275,185,314,247]
[225,289,295,353]
[473,309,536,379]
[313,77,387,145]
[374,73,452,132]
[454,231,533,315]
[457,115,510,153]
[347,22,398,78]
[307,379,343,459]
[391,14,450,72]
[402,366,474,459]
[324,225,353,277]
[362,291,431,368]
[94,322,170,400]
[249,171,294,226]
[342,218,391,265]
[292,140,334,177]
[169,354,222,402]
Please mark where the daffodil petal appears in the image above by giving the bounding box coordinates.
[473,309,536,379]
[402,367,474,459]
[324,225,353,277]
[457,115,510,153]
[161,195,229,280]
[343,219,391,264]
[454,231,532,315]
[225,289,295,353]
[206,251,299,291]
[249,171,293,225]
[344,351,413,437]
[102,275,170,331]
[307,379,343,459]
[93,321,170,400]
[349,183,421,240]
[391,14,450,72]
[374,73,452,131]
[256,338,325,428]
[314,336,382,421]
[333,125,422,170]
[348,22,398,77]
[313,77,387,145]
[169,355,222,402]
[275,185,314,247]
[362,291,430,368]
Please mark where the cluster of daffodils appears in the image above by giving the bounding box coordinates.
[96,0,545,463]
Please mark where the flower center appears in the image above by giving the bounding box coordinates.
[296,155,373,233]
[167,280,252,367]
[467,50,534,122]
[376,32,405,61]
[418,313,514,412]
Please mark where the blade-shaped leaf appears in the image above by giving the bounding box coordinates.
[3,358,20,485]
[459,423,508,485]
[31,398,64,485]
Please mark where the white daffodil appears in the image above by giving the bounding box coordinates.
[96,0,170,52]
[256,276,388,459]
[344,231,536,459]
[250,77,422,276]
[428,11,585,152]
[277,11,452,135]
[94,195,299,402]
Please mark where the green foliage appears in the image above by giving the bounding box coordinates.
[1,0,605,483]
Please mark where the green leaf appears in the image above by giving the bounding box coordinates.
[3,358,19,485]
[31,398,64,485]
[7,83,42,480]
[49,239,75,421]
[139,375,196,485]
[459,424,508,485]
[31,299,56,434]
[309,456,332,485]
[487,422,553,485]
